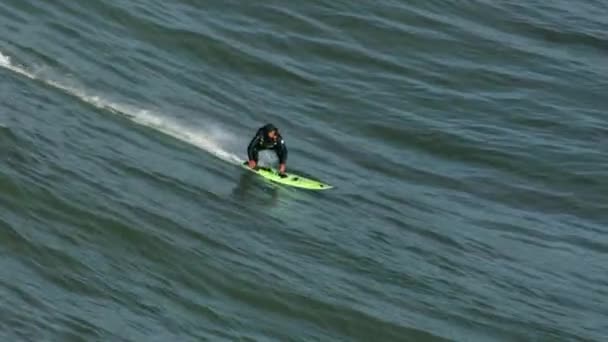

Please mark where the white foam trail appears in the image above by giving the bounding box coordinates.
[0,52,36,80]
[0,51,242,164]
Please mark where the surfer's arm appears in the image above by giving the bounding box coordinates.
[247,134,261,162]
[275,139,288,174]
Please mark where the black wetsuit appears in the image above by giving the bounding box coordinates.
[247,124,288,165]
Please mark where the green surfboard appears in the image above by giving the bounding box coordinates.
[241,162,333,190]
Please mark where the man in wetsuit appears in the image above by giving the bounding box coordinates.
[247,124,288,177]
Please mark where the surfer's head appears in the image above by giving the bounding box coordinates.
[263,123,279,140]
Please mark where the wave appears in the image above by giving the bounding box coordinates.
[0,50,242,165]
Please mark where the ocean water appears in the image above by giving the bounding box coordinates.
[1,1,607,341]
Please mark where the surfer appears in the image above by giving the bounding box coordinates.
[247,123,288,177]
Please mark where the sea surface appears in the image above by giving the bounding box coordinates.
[1,1,607,341]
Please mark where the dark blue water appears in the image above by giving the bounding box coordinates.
[1,1,607,341]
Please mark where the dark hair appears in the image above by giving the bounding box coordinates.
[263,123,278,133]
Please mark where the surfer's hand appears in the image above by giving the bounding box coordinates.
[248,160,257,169]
